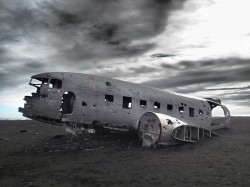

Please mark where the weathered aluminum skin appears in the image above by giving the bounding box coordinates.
[19,72,230,145]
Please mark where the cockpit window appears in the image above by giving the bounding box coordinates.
[49,79,62,89]
[29,78,49,88]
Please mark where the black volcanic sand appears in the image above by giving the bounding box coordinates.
[0,117,250,187]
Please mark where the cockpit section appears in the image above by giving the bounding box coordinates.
[19,76,64,123]
[29,78,62,98]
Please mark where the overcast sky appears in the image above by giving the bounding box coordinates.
[0,0,250,119]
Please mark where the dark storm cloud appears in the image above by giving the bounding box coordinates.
[160,60,198,71]
[0,47,8,65]
[0,0,187,60]
[0,70,24,90]
[98,69,128,79]
[0,60,46,90]
[0,44,45,90]
[224,94,250,101]
[0,47,6,55]
[0,72,9,83]
[0,46,19,65]
[0,71,22,89]
[161,63,179,70]
[58,42,156,63]
[151,53,176,58]
[207,85,250,91]
[129,66,159,74]
[0,1,50,42]
[211,90,250,109]
[53,10,82,27]
[143,58,250,90]
[48,0,187,61]
[25,61,45,69]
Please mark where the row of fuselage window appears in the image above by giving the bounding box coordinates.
[104,94,205,117]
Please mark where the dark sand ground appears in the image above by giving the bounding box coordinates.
[0,117,250,187]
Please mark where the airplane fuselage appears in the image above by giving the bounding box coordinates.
[19,72,230,146]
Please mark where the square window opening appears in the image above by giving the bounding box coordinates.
[140,100,147,107]
[167,104,173,110]
[105,94,114,102]
[123,96,132,109]
[49,79,62,89]
[154,102,160,109]
[189,107,194,117]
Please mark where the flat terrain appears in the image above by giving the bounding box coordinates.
[0,117,250,187]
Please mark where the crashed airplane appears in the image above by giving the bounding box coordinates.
[19,72,230,147]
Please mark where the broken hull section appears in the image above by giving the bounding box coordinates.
[138,112,219,147]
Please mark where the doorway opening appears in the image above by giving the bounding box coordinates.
[60,91,75,114]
